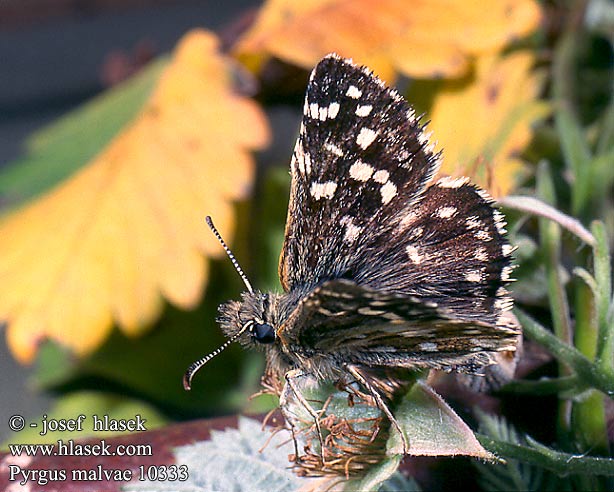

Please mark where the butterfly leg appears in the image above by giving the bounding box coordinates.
[281,369,326,463]
[345,364,409,455]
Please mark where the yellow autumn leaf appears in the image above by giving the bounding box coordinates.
[427,51,549,197]
[235,0,541,81]
[0,29,270,363]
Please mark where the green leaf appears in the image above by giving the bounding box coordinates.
[0,58,167,211]
[498,195,595,246]
[345,456,402,492]
[555,105,593,215]
[596,97,614,155]
[387,381,494,459]
[477,433,614,477]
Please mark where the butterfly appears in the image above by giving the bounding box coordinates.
[184,53,520,455]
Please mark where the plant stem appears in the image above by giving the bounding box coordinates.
[593,222,614,376]
[477,434,614,477]
[572,248,608,453]
[537,162,573,439]
[515,309,614,397]
[502,376,583,396]
[498,195,595,246]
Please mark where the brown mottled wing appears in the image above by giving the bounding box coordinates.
[278,54,440,292]
[352,176,515,329]
[281,279,519,372]
[276,54,519,373]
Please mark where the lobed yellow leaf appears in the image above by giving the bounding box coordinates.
[0,30,270,363]
[235,0,542,81]
[428,51,550,196]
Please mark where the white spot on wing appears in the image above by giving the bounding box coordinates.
[477,188,493,202]
[358,307,386,316]
[340,216,362,243]
[465,270,483,283]
[409,226,424,239]
[495,293,512,311]
[418,342,438,352]
[466,217,482,230]
[437,206,457,219]
[493,209,507,234]
[406,245,423,264]
[400,211,419,228]
[356,128,378,149]
[328,102,340,119]
[475,230,492,241]
[346,85,362,99]
[389,89,402,102]
[475,247,489,261]
[502,244,514,256]
[349,160,374,181]
[380,181,397,204]
[398,149,410,161]
[496,286,509,299]
[438,176,469,188]
[318,106,328,121]
[290,155,297,174]
[296,151,305,174]
[372,170,389,184]
[423,141,437,155]
[309,102,319,119]
[304,152,312,175]
[418,130,433,146]
[325,142,344,156]
[355,104,373,117]
[310,181,337,200]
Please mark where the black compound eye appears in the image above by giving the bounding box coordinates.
[252,322,275,344]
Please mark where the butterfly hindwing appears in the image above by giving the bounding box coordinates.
[353,176,516,329]
[281,279,519,372]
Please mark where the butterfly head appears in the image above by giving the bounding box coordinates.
[217,291,284,348]
[183,290,285,390]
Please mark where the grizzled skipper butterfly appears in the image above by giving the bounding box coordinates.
[183,54,519,454]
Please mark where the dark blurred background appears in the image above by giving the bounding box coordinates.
[0,0,261,443]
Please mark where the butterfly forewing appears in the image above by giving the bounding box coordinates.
[279,54,441,292]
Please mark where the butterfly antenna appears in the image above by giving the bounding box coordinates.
[183,322,253,390]
[205,216,253,294]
